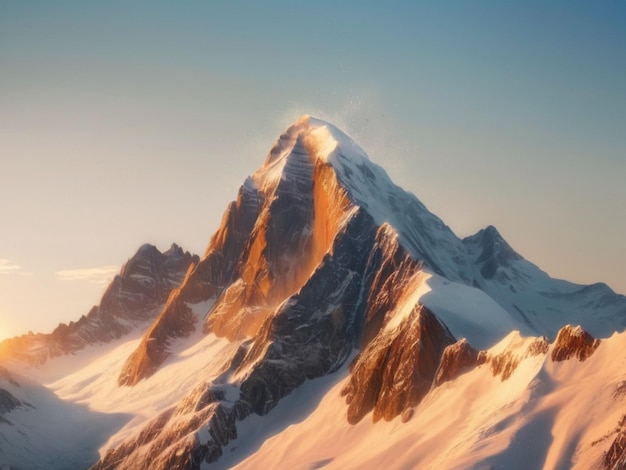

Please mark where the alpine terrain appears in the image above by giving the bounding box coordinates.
[1,115,626,470]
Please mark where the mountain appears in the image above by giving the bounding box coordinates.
[462,225,626,338]
[1,115,626,470]
[0,243,198,367]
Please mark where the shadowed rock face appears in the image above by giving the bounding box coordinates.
[343,305,456,424]
[0,244,197,367]
[101,203,468,467]
[96,208,462,468]
[0,389,21,422]
[0,366,22,424]
[551,325,600,362]
[100,243,198,320]
[463,225,522,280]
[102,118,485,466]
[236,209,378,416]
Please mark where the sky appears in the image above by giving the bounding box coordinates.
[1,1,625,341]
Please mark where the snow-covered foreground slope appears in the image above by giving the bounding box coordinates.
[0,314,239,468]
[223,330,626,470]
[3,284,623,469]
[0,312,616,469]
[0,364,128,470]
[48,310,237,450]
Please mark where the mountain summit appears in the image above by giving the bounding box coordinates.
[2,116,626,470]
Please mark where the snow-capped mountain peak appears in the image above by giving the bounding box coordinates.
[254,115,475,285]
[3,116,626,470]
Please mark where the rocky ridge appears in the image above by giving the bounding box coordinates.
[0,243,198,367]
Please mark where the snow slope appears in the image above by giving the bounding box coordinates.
[49,329,237,454]
[4,304,621,469]
[463,225,626,339]
[0,302,238,468]
[0,366,128,470]
[225,330,626,470]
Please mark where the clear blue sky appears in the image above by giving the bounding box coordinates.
[1,1,625,340]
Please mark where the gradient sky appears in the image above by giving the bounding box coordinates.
[1,1,625,341]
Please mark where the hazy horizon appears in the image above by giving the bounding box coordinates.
[1,1,625,341]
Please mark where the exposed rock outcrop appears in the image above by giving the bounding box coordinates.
[551,325,600,362]
[343,305,455,424]
[486,336,549,381]
[602,414,626,470]
[434,338,480,386]
[117,288,197,386]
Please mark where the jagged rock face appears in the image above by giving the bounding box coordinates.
[358,225,424,347]
[431,327,596,388]
[343,305,455,424]
[101,209,381,468]
[99,340,248,469]
[486,336,549,381]
[184,179,264,303]
[0,244,197,367]
[236,209,378,415]
[117,182,262,386]
[93,402,240,470]
[104,208,460,466]
[119,128,355,385]
[116,115,626,388]
[99,207,459,467]
[207,148,352,340]
[100,243,197,320]
[551,324,600,362]
[434,339,480,386]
